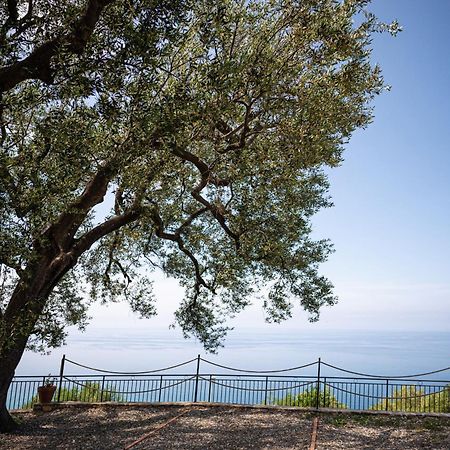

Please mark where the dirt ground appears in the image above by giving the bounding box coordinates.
[1,404,449,450]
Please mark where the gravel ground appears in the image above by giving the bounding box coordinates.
[318,414,450,450]
[0,404,449,450]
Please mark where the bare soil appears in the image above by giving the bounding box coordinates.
[0,404,448,449]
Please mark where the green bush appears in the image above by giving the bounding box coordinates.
[21,381,122,409]
[274,387,346,409]
[371,385,450,413]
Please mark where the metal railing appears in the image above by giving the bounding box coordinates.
[8,356,450,413]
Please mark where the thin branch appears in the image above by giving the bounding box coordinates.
[171,147,240,250]
[9,0,34,39]
[216,108,264,154]
[191,188,240,250]
[149,205,210,295]
[221,122,246,139]
[114,187,124,215]
[103,229,121,285]
[229,17,239,59]
[224,182,235,209]
[0,256,24,279]
[171,147,229,187]
[177,207,208,235]
[143,254,163,270]
[114,259,132,287]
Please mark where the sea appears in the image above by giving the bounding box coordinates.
[16,328,450,380]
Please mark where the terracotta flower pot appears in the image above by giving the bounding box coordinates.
[38,385,56,404]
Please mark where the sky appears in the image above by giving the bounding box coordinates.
[72,0,450,341]
[309,0,450,331]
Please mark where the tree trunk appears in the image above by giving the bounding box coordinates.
[0,403,17,433]
[0,158,116,432]
[0,303,46,432]
[0,309,35,433]
[0,349,24,432]
[0,256,73,432]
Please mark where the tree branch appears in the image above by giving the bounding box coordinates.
[177,207,208,234]
[7,0,34,39]
[171,147,229,187]
[1,0,19,35]
[40,163,115,251]
[7,0,19,21]
[171,147,240,250]
[192,188,241,250]
[0,0,115,93]
[72,208,141,257]
[114,186,124,215]
[215,106,263,154]
[149,205,210,296]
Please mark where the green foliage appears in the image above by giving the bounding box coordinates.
[371,385,450,413]
[21,381,122,409]
[0,0,400,353]
[60,381,122,403]
[274,387,346,409]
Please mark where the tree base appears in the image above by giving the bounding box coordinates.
[0,407,18,433]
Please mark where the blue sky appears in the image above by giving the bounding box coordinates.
[87,0,450,336]
[308,0,450,330]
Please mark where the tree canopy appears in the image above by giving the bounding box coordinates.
[0,0,400,430]
[0,0,399,430]
[0,0,401,350]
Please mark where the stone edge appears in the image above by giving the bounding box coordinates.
[23,402,450,419]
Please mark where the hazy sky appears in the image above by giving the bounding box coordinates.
[87,0,450,339]
[309,0,450,331]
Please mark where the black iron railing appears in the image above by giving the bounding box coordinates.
[8,356,450,413]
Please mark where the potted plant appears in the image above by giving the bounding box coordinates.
[37,375,57,404]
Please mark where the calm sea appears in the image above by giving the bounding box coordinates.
[16,329,450,380]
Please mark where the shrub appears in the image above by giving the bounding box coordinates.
[371,385,450,413]
[21,381,122,409]
[274,387,346,409]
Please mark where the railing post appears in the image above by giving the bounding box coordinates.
[315,357,321,410]
[158,375,163,403]
[264,376,269,405]
[194,354,201,402]
[385,379,389,411]
[57,354,65,403]
[100,375,106,402]
[208,375,213,403]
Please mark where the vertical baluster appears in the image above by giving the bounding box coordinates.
[208,375,212,403]
[315,358,321,410]
[57,355,65,403]
[385,380,389,411]
[158,375,163,403]
[194,355,200,403]
[99,375,105,402]
[264,376,268,406]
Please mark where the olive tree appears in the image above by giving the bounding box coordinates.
[0,0,399,431]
